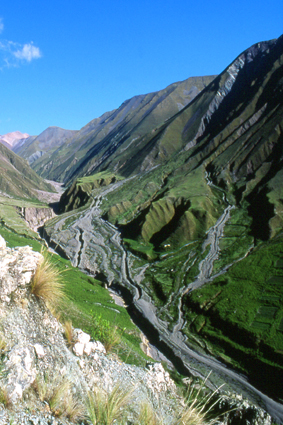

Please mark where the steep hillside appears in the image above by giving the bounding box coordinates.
[61,35,283,245]
[0,142,55,199]
[28,76,215,183]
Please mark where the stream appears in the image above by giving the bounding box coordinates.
[42,182,283,424]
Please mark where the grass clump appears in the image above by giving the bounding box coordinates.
[0,386,12,409]
[137,402,163,425]
[87,384,134,425]
[32,374,86,422]
[174,375,224,425]
[31,255,66,310]
[63,320,75,348]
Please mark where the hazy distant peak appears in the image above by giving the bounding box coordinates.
[0,131,29,148]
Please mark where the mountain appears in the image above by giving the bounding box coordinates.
[0,142,54,199]
[25,76,216,183]
[40,35,283,417]
[0,131,29,149]
[59,35,283,243]
[13,126,78,165]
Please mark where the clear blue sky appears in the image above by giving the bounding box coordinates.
[0,0,282,136]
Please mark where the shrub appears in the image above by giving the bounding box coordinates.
[91,314,121,353]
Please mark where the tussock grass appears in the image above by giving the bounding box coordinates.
[87,384,134,425]
[64,392,87,423]
[48,379,71,415]
[174,374,224,425]
[32,374,49,402]
[0,386,12,408]
[63,320,75,348]
[137,402,163,425]
[31,255,67,310]
[33,374,86,421]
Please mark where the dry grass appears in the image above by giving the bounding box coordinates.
[33,374,86,421]
[137,402,163,425]
[64,392,87,423]
[31,256,66,310]
[0,337,7,353]
[63,320,75,348]
[0,386,12,408]
[174,374,224,425]
[87,383,134,425]
[48,380,71,415]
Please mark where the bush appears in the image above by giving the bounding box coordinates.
[91,314,121,352]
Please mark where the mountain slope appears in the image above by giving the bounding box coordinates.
[0,142,54,199]
[13,126,78,165]
[42,35,283,410]
[28,76,215,183]
[61,35,283,244]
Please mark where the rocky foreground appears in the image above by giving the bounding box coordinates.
[0,236,273,424]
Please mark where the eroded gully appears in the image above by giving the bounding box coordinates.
[43,182,283,424]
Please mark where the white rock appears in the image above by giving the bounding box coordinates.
[84,341,94,355]
[24,349,33,369]
[34,344,45,359]
[78,359,85,369]
[92,341,106,354]
[0,236,6,250]
[73,342,84,356]
[75,329,90,345]
[12,383,23,400]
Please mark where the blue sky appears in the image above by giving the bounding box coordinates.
[0,0,282,136]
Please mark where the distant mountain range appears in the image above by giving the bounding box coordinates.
[5,76,215,183]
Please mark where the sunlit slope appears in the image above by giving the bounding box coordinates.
[58,34,283,252]
[98,35,283,243]
[29,76,215,183]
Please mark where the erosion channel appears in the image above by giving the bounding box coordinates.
[41,180,283,424]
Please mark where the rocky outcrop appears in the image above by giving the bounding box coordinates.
[17,207,56,231]
[0,236,187,424]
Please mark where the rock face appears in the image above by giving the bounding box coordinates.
[17,207,56,231]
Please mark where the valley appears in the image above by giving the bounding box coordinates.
[0,34,282,424]
[41,172,283,423]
